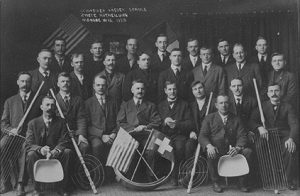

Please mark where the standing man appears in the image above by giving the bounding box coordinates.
[26,96,73,196]
[85,75,119,182]
[181,38,201,71]
[116,37,139,75]
[267,52,297,105]
[192,47,226,97]
[213,38,235,67]
[29,49,59,96]
[158,81,193,186]
[225,43,262,98]
[151,34,171,73]
[51,37,72,73]
[249,83,299,190]
[0,72,42,196]
[98,52,125,106]
[123,51,159,103]
[199,94,251,193]
[117,80,161,182]
[70,53,92,101]
[55,72,89,155]
[158,48,193,103]
[86,40,105,78]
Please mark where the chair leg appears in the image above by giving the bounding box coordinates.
[225,177,228,187]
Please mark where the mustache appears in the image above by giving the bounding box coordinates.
[271,95,278,98]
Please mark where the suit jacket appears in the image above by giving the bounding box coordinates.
[1,92,42,136]
[55,93,87,137]
[267,70,297,105]
[249,100,299,142]
[213,54,235,68]
[228,94,257,131]
[158,100,193,139]
[189,97,216,136]
[98,70,125,106]
[199,112,247,154]
[85,95,119,138]
[28,68,59,96]
[150,51,171,73]
[248,55,272,79]
[117,99,161,132]
[123,68,159,104]
[192,64,226,97]
[158,67,193,103]
[85,56,105,78]
[70,71,92,101]
[116,54,139,75]
[181,56,201,71]
[26,115,70,152]
[225,62,262,98]
[51,55,72,73]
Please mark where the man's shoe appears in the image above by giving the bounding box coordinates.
[0,183,13,194]
[170,178,178,186]
[32,190,42,196]
[212,181,223,193]
[16,183,26,196]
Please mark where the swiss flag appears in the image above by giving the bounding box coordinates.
[147,130,174,162]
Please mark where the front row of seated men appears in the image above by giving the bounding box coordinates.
[0,70,298,195]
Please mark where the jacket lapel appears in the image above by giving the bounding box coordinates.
[137,100,147,114]
[16,94,25,114]
[239,62,250,78]
[170,101,181,117]
[275,71,285,83]
[56,93,68,114]
[204,64,215,81]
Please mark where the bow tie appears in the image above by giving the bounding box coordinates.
[168,100,176,105]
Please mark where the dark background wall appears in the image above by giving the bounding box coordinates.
[0,0,298,111]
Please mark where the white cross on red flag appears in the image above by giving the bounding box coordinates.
[147,130,174,162]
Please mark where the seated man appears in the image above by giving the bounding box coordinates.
[158,81,193,186]
[85,75,119,182]
[199,94,252,193]
[117,79,161,182]
[26,96,73,196]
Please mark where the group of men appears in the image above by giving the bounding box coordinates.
[0,34,298,196]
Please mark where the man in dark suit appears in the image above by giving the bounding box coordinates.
[55,72,89,155]
[248,36,272,82]
[0,72,42,196]
[267,52,297,106]
[116,38,139,75]
[213,38,235,67]
[158,48,193,103]
[70,53,92,101]
[123,51,159,104]
[117,80,161,182]
[225,43,262,98]
[158,81,193,186]
[50,37,72,73]
[29,49,59,96]
[249,83,299,190]
[26,96,73,196]
[150,34,171,73]
[85,75,119,182]
[181,38,201,71]
[199,94,252,193]
[85,40,105,78]
[192,47,226,98]
[98,52,125,106]
[185,81,216,160]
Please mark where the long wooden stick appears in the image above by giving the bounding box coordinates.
[49,89,98,194]
[187,92,213,193]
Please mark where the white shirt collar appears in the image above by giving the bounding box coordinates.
[236,61,246,69]
[20,91,31,99]
[158,50,166,57]
[60,92,70,99]
[39,68,50,76]
[218,112,229,121]
[43,116,52,124]
[95,93,105,100]
[196,97,206,110]
[258,53,267,61]
[133,97,142,105]
[171,64,181,72]
[202,62,212,70]
[233,94,243,103]
[74,72,84,79]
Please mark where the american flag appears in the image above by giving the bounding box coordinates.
[106,128,139,173]
[43,14,90,55]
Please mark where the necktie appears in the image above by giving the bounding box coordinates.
[175,68,180,78]
[23,95,28,111]
[136,100,141,110]
[44,72,49,80]
[238,63,242,73]
[237,98,241,108]
[99,97,106,111]
[64,96,69,108]
[203,65,207,76]
[169,100,176,106]
[58,58,63,69]
[78,75,84,85]
[273,104,277,113]
[161,54,165,62]
[45,120,51,136]
[193,58,197,66]
[223,116,228,125]
[222,57,226,66]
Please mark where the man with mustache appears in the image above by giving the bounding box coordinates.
[213,38,235,67]
[98,52,125,106]
[157,81,194,186]
[29,49,59,96]
[55,72,89,155]
[199,94,252,193]
[181,38,201,71]
[249,83,299,190]
[51,37,72,73]
[0,72,42,196]
[26,96,73,196]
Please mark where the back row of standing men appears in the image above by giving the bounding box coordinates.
[0,34,298,195]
